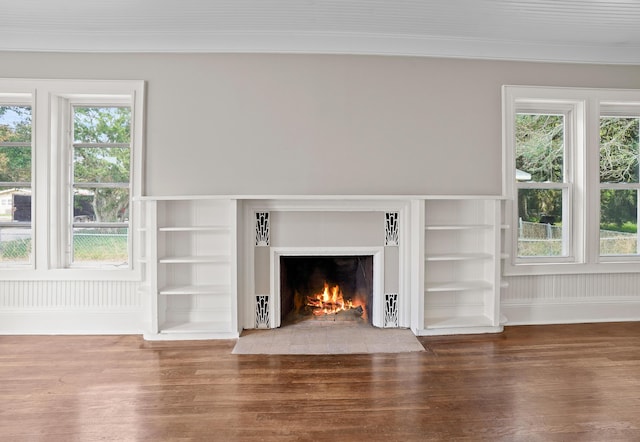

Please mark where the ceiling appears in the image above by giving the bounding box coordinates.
[2,0,640,64]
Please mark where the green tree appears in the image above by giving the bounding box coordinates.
[73,107,131,224]
[600,117,639,230]
[0,106,32,183]
[515,114,564,222]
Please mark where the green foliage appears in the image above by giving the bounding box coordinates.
[515,113,564,183]
[516,114,564,223]
[73,107,131,223]
[0,106,32,183]
[600,221,637,234]
[518,188,563,223]
[600,189,637,227]
[517,114,640,229]
[600,117,639,183]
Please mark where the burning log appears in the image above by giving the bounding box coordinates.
[294,282,367,322]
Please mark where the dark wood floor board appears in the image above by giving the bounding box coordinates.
[0,322,639,441]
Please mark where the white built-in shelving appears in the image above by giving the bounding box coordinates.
[142,197,238,340]
[417,198,504,335]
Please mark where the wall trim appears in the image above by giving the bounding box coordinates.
[0,309,144,334]
[502,298,640,325]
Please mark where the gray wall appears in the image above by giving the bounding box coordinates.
[3,52,640,195]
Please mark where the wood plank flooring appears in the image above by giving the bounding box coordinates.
[1,322,639,441]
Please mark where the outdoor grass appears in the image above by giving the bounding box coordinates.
[1,235,128,262]
[73,235,128,262]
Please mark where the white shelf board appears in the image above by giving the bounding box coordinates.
[416,324,504,336]
[426,224,492,231]
[416,316,503,336]
[158,226,231,232]
[159,255,230,264]
[159,285,230,295]
[144,328,238,341]
[425,280,492,292]
[158,321,232,334]
[424,315,493,328]
[425,253,493,262]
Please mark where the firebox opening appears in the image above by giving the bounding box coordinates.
[280,255,374,326]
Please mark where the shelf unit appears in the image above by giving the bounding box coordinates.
[417,198,503,335]
[143,197,238,340]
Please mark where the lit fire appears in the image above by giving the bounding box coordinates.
[306,282,361,316]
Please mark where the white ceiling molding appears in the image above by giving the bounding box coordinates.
[2,0,640,65]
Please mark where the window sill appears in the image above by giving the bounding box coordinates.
[503,260,640,276]
[0,267,142,281]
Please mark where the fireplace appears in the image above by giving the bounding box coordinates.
[270,247,386,328]
[245,201,408,331]
[279,255,374,325]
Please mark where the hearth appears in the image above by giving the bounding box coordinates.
[279,256,374,325]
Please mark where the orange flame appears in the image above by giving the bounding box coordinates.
[306,282,361,316]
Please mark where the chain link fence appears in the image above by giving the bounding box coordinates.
[518,220,638,256]
[0,227,128,263]
[0,227,31,262]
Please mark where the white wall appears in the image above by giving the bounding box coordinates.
[3,52,640,196]
[2,52,640,333]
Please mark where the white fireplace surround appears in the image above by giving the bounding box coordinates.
[270,247,385,328]
[242,198,412,332]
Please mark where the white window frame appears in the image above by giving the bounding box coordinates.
[597,104,640,263]
[0,91,35,268]
[0,79,145,281]
[513,102,578,264]
[58,96,134,269]
[503,85,640,276]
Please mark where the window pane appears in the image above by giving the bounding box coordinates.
[73,107,131,143]
[73,227,128,264]
[74,147,130,183]
[600,189,638,255]
[0,105,31,143]
[73,189,129,223]
[0,187,31,222]
[0,226,32,263]
[517,188,565,257]
[515,113,564,183]
[0,147,31,182]
[600,117,639,184]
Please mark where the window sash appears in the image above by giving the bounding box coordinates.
[67,103,134,268]
[0,101,34,266]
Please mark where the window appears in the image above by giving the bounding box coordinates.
[0,99,32,265]
[599,110,640,257]
[69,105,131,267]
[504,86,640,274]
[0,79,144,278]
[515,111,569,259]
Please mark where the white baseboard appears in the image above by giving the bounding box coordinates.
[0,309,145,334]
[501,299,640,325]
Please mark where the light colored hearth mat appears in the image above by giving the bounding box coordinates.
[232,320,426,355]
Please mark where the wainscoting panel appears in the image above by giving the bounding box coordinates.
[502,273,640,325]
[0,280,144,334]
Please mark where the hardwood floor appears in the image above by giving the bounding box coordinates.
[1,322,639,441]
